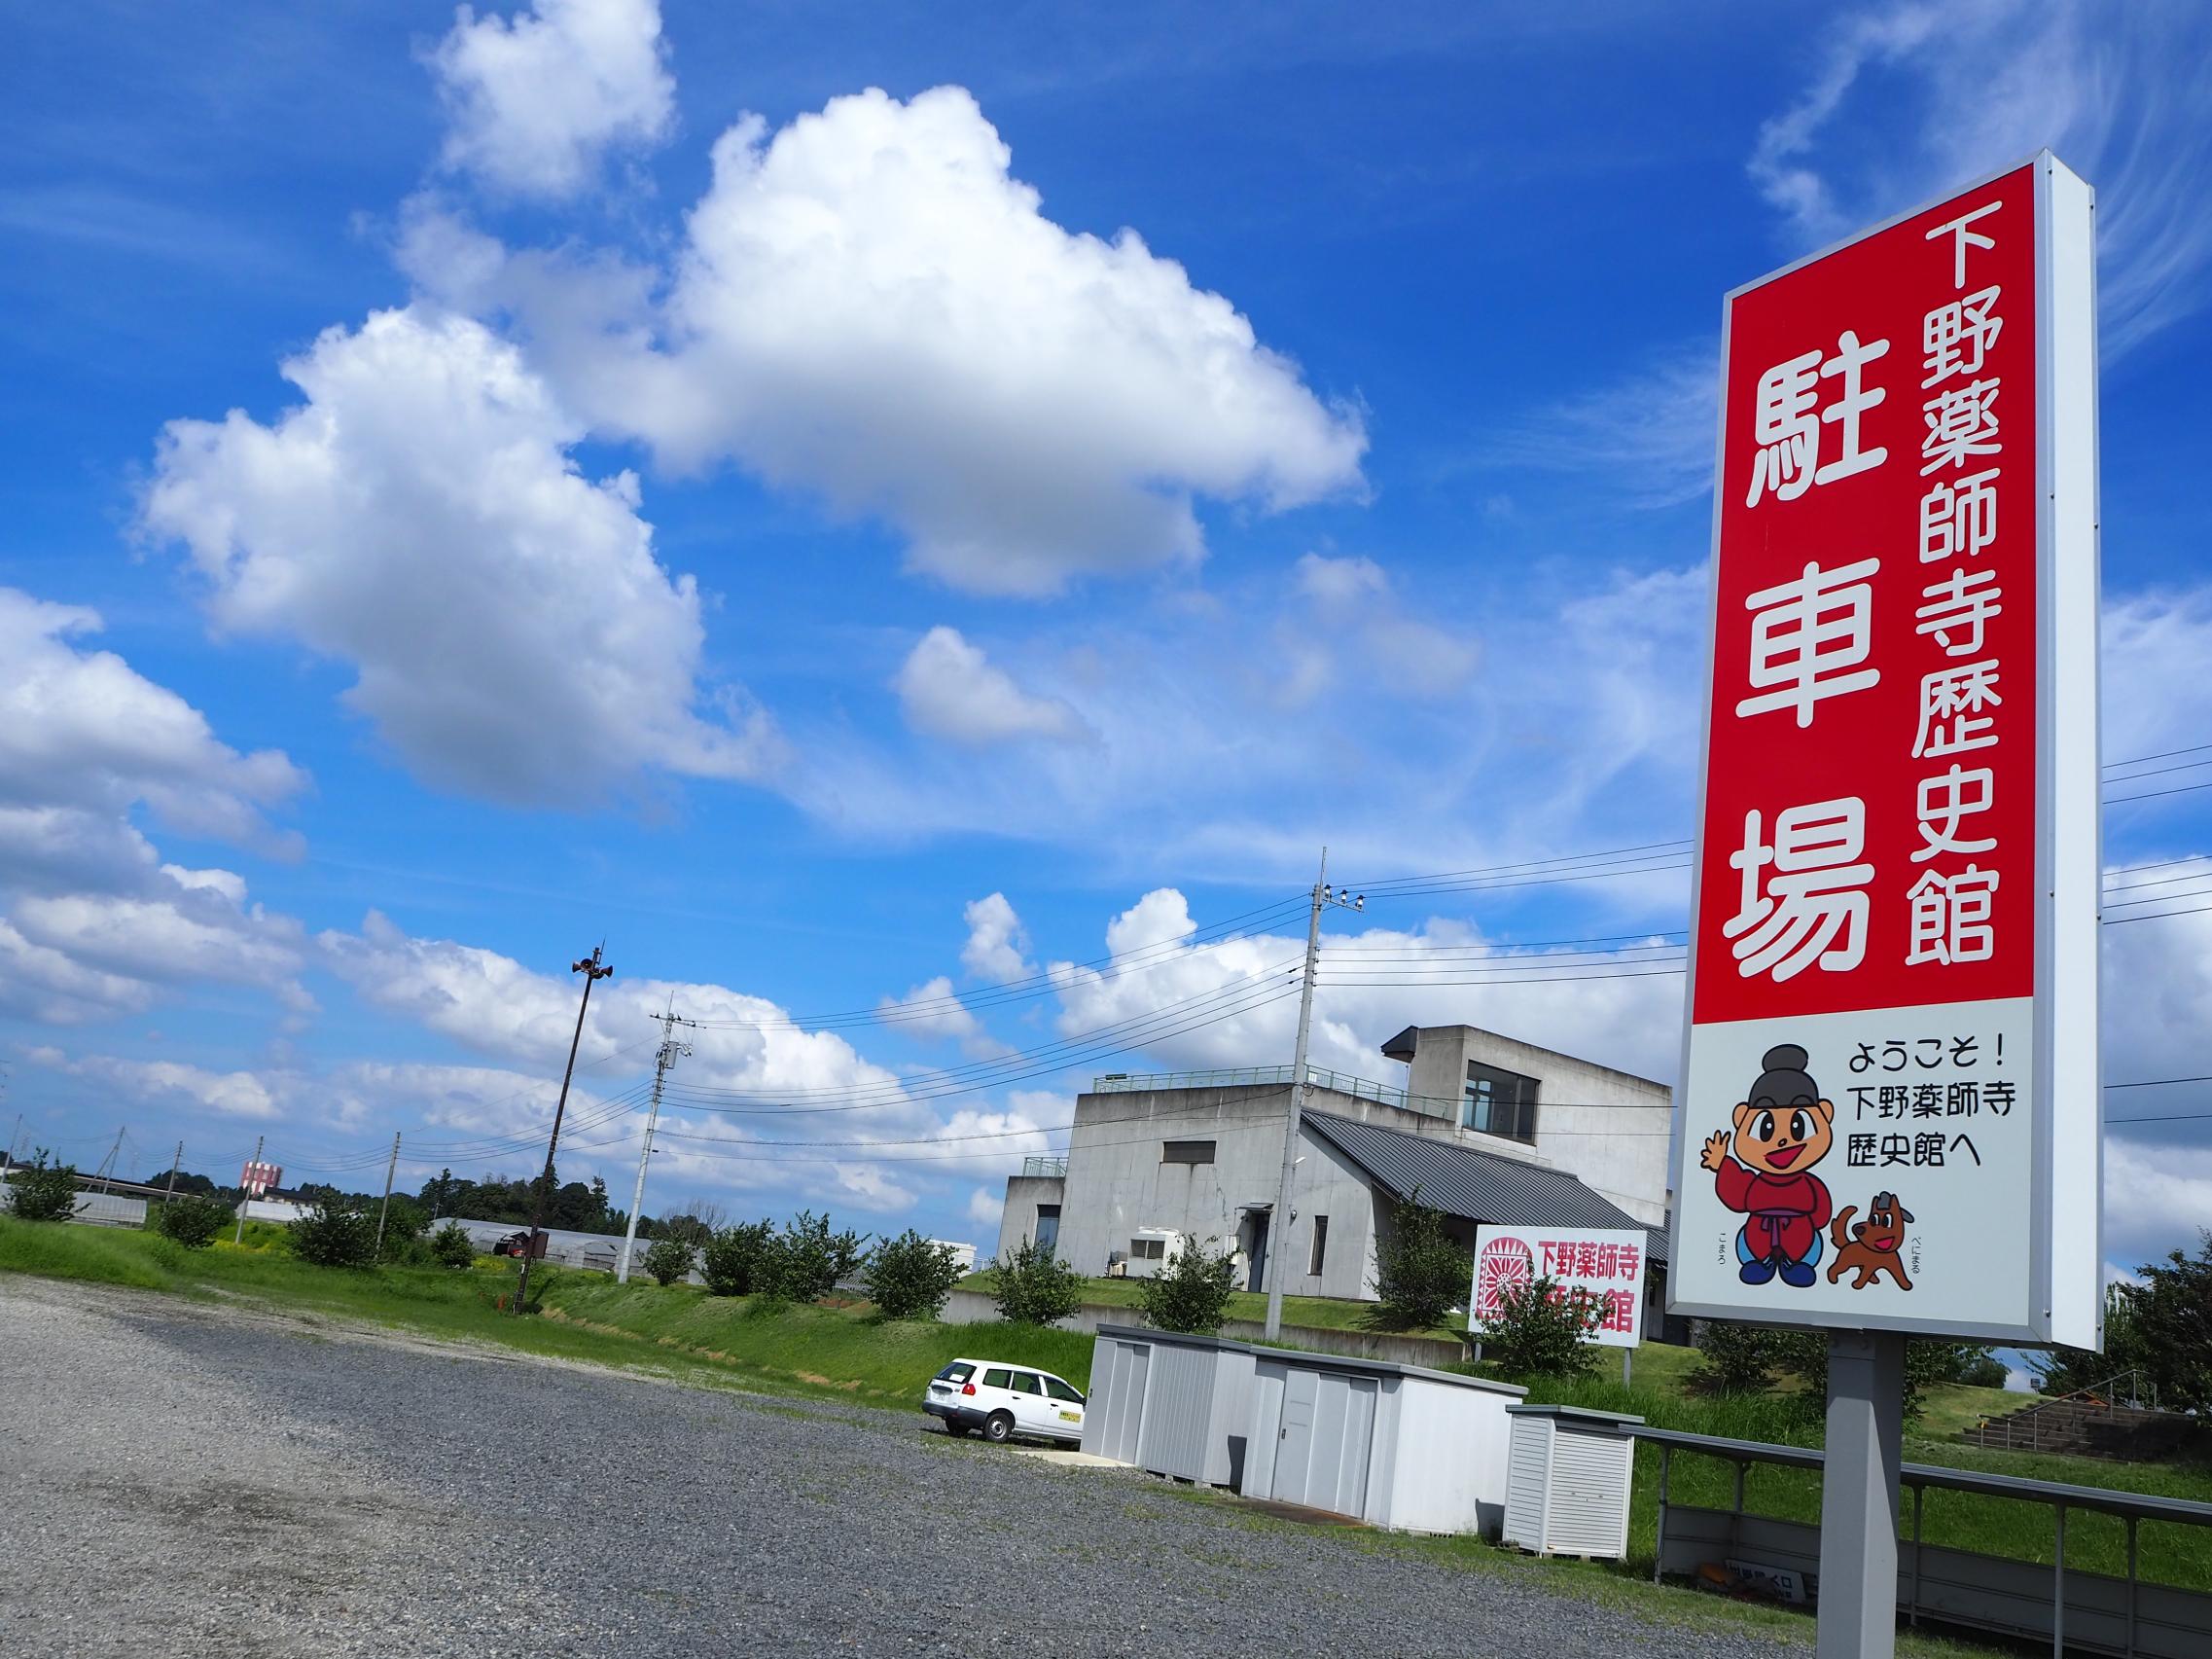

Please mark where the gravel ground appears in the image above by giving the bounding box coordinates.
[0,1276,1802,1658]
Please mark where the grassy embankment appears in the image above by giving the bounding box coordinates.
[953,1269,1472,1343]
[8,1216,2208,1601]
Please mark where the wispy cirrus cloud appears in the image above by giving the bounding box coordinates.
[1749,0,2212,355]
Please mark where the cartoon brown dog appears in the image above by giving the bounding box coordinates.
[1826,1192,1914,1290]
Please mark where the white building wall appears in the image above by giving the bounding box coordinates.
[1396,1027,1673,1227]
[1054,1084,1397,1299]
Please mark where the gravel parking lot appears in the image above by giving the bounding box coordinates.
[0,1276,1801,1658]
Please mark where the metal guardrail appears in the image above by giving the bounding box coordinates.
[1019,1156,1068,1178]
[1090,1065,1457,1114]
[1638,1425,2212,1657]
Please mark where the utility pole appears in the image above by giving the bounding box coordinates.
[1263,850,1363,1340]
[234,1133,264,1245]
[162,1140,183,1205]
[514,945,614,1315]
[92,1126,125,1194]
[4,1111,21,1172]
[618,999,694,1284]
[374,1133,402,1259]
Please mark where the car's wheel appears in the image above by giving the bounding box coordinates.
[983,1412,1014,1444]
[943,1421,969,1438]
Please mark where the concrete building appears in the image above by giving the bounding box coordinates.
[1000,1025,1672,1310]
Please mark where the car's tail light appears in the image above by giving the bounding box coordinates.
[961,1383,977,1395]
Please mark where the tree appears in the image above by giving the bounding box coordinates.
[378,1195,431,1247]
[658,1209,716,1249]
[289,1199,377,1268]
[700,1219,774,1296]
[430,1221,477,1268]
[866,1230,966,1321]
[1476,1278,1604,1382]
[140,1168,218,1197]
[1136,1237,1237,1334]
[155,1195,231,1249]
[990,1235,1082,1327]
[643,1236,697,1287]
[1370,1190,1471,1330]
[2040,1235,2212,1413]
[5,1150,80,1223]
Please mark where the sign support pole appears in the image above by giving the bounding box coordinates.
[1817,1329,1906,1659]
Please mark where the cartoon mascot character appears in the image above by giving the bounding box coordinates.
[1700,1042,1835,1288]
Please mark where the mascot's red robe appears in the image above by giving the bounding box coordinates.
[1715,1162,1832,1265]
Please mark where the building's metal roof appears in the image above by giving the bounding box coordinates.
[1302,1108,1668,1264]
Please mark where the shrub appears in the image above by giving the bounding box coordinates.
[1370,1191,1471,1330]
[643,1236,697,1287]
[1137,1237,1237,1334]
[1693,1319,1781,1394]
[288,1200,377,1268]
[863,1229,965,1321]
[701,1219,774,1296]
[6,1151,81,1224]
[430,1221,477,1268]
[155,1195,231,1249]
[761,1210,869,1304]
[991,1235,1082,1326]
[1475,1278,1604,1382]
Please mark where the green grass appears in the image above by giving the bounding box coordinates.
[953,1270,1471,1343]
[539,1278,1098,1403]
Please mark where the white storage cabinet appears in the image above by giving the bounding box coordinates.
[1501,1404,1644,1559]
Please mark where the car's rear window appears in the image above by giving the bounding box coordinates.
[1046,1377,1084,1403]
[935,1362,975,1383]
[981,1367,1013,1389]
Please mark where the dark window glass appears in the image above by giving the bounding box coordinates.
[1463,1062,1540,1142]
[981,1367,1013,1389]
[1010,1372,1043,1395]
[935,1361,976,1383]
[1307,1215,1330,1276]
[1045,1377,1084,1403]
[1161,1139,1216,1165]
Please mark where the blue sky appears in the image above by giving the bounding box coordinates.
[4,1,2210,1288]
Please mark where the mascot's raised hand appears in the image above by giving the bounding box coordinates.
[1700,1129,1730,1172]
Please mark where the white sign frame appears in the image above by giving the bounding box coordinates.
[1666,151,2101,1350]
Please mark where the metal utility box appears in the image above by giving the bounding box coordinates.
[1501,1404,1644,1559]
[1240,1350,1525,1535]
[1082,1325,1256,1488]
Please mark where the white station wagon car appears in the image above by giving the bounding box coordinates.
[922,1358,1087,1444]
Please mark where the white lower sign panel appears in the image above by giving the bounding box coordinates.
[1671,999,2033,1335]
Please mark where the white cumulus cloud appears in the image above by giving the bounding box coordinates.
[894,628,1091,748]
[412,86,1365,595]
[962,892,1033,985]
[141,307,780,805]
[428,0,675,198]
[878,975,1011,1060]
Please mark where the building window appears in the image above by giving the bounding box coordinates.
[1129,1237,1167,1260]
[1160,1139,1216,1165]
[1034,1204,1060,1254]
[1307,1215,1329,1276]
[1464,1062,1539,1141]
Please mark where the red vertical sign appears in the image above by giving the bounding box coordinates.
[1696,169,2037,1022]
